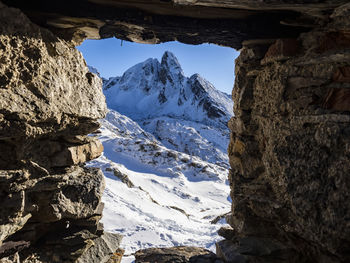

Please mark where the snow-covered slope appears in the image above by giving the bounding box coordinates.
[88,110,231,262]
[98,110,228,181]
[87,52,233,262]
[140,117,230,169]
[104,51,233,129]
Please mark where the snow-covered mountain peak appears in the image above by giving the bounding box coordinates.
[158,51,185,89]
[189,73,213,93]
[87,53,233,260]
[190,73,201,79]
[116,58,160,92]
[103,51,233,128]
[160,51,184,78]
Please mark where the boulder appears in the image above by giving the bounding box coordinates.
[135,246,221,263]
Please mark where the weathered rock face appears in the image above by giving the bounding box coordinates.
[0,2,121,262]
[226,3,350,262]
[1,0,350,262]
[0,2,106,138]
[135,246,222,263]
[3,0,346,49]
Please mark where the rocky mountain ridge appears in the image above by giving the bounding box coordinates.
[90,52,233,169]
[103,51,233,129]
[86,54,234,261]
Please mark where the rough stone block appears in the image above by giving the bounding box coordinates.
[218,226,236,240]
[333,66,350,82]
[262,39,300,64]
[76,232,123,263]
[135,246,219,263]
[318,31,350,53]
[216,240,246,263]
[51,139,103,167]
[323,88,350,111]
[0,2,107,138]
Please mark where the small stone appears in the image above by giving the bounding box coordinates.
[262,38,300,64]
[51,139,103,167]
[323,88,350,111]
[333,66,350,82]
[218,226,236,240]
[76,232,123,263]
[318,31,350,53]
[106,248,125,263]
[135,246,218,263]
[216,240,246,263]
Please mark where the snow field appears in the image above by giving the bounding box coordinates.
[87,110,231,262]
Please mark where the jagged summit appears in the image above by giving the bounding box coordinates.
[87,52,233,258]
[103,51,233,128]
[161,51,180,67]
[160,51,184,78]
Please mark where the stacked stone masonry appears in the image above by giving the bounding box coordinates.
[223,3,350,262]
[0,2,122,262]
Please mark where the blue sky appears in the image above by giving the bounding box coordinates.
[77,38,239,94]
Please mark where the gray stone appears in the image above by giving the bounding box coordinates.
[76,232,123,263]
[218,226,236,240]
[112,168,135,188]
[228,5,350,261]
[216,240,246,263]
[0,2,107,139]
[135,246,219,263]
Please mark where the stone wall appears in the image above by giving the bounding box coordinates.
[0,2,121,262]
[220,3,350,262]
[1,0,349,262]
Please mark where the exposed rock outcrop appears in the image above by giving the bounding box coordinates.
[0,2,121,262]
[3,0,346,49]
[227,3,350,262]
[135,246,222,263]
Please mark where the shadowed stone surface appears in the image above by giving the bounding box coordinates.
[4,0,348,49]
[135,246,222,263]
[0,2,120,262]
[227,3,350,262]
